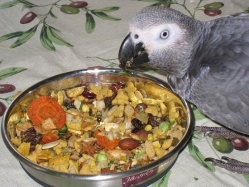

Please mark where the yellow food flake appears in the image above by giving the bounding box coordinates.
[89,83,102,94]
[152,141,161,148]
[66,86,84,98]
[162,139,173,150]
[17,142,30,156]
[57,91,64,105]
[155,147,167,158]
[145,105,159,116]
[112,89,129,105]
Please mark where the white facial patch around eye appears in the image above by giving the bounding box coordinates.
[130,23,185,51]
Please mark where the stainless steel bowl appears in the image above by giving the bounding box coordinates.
[2,68,194,187]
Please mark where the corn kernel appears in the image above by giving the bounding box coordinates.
[145,125,152,131]
[147,134,153,141]
[82,104,89,113]
[152,141,161,148]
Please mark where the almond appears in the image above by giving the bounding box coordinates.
[119,138,141,150]
[135,129,148,141]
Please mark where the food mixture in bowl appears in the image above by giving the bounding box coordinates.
[7,80,187,175]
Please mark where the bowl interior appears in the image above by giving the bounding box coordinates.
[1,68,194,186]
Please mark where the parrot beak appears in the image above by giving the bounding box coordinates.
[118,34,149,70]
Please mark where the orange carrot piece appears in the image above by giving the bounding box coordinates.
[96,135,120,150]
[40,131,59,144]
[27,96,66,129]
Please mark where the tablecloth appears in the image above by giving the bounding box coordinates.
[0,0,249,186]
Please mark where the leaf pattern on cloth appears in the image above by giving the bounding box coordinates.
[188,138,216,172]
[0,0,121,50]
[132,0,225,18]
[0,60,26,116]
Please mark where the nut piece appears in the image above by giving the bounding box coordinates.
[135,129,148,141]
[119,138,140,150]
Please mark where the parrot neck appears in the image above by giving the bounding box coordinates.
[167,64,202,100]
[167,30,206,100]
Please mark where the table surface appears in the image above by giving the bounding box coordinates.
[1,0,249,186]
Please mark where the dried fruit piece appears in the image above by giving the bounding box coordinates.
[82,89,96,99]
[96,135,120,150]
[40,131,59,145]
[131,118,144,133]
[27,96,66,129]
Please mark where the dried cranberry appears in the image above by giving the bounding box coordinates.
[21,127,42,152]
[104,96,113,109]
[109,83,120,93]
[82,89,96,99]
[135,103,147,112]
[0,84,16,93]
[20,11,37,24]
[148,114,164,127]
[117,81,125,88]
[131,118,144,133]
[109,82,125,93]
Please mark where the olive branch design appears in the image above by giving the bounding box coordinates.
[0,59,27,116]
[0,0,121,51]
[132,0,224,18]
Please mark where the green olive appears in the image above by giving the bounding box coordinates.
[212,138,234,153]
[204,2,224,10]
[60,5,80,14]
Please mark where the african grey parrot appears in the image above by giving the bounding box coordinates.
[118,6,249,135]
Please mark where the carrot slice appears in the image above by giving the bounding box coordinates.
[27,96,66,129]
[96,135,120,150]
[40,131,59,144]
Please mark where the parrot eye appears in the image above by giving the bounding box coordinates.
[160,30,169,39]
[134,34,139,39]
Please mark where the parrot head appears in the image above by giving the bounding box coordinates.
[119,6,202,78]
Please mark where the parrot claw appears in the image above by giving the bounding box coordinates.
[205,156,249,173]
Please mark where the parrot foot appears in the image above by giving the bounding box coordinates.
[195,126,245,139]
[205,156,249,173]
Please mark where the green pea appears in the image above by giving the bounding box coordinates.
[58,124,68,134]
[204,2,224,10]
[159,121,169,132]
[212,138,234,153]
[60,5,80,14]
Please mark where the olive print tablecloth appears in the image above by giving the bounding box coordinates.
[0,0,249,186]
